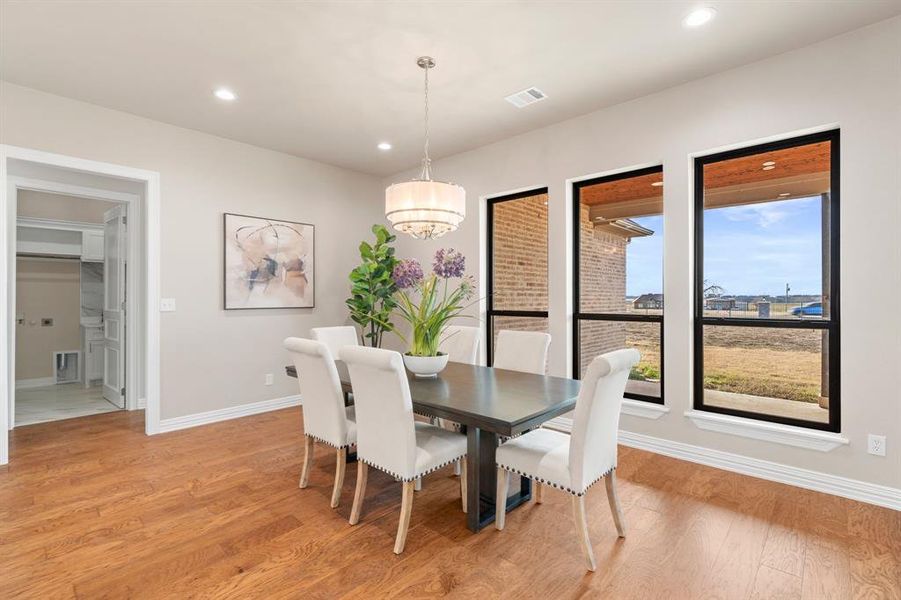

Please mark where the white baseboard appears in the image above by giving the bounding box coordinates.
[135,397,146,410]
[544,417,900,511]
[158,394,301,434]
[15,377,55,389]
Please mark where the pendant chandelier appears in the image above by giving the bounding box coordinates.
[385,56,465,240]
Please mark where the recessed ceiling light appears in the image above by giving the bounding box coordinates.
[377,142,392,151]
[683,7,716,28]
[213,88,237,101]
[651,181,664,187]
[762,165,776,171]
[779,192,791,197]
[762,161,776,167]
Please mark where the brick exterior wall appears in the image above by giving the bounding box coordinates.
[490,193,549,351]
[578,204,629,374]
[491,194,548,311]
[579,204,627,314]
[490,196,632,376]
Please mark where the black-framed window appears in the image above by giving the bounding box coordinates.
[573,166,664,403]
[694,130,840,431]
[486,188,549,365]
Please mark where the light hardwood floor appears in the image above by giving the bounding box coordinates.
[1,408,898,599]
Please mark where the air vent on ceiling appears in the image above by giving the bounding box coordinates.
[504,87,547,108]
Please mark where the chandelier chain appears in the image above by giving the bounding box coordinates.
[422,61,431,179]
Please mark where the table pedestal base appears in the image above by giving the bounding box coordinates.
[466,426,531,532]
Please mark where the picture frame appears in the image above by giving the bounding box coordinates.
[223,212,315,310]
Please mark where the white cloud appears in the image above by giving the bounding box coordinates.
[720,197,817,228]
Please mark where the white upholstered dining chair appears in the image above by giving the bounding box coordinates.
[284,337,356,509]
[340,345,468,554]
[494,348,640,572]
[311,325,359,403]
[310,325,359,357]
[492,330,551,375]
[439,325,480,365]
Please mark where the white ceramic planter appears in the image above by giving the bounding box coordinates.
[402,353,449,378]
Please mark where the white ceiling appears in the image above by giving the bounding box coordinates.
[2,1,899,176]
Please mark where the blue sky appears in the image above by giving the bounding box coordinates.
[625,196,824,297]
[626,215,663,296]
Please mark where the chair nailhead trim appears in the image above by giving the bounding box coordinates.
[495,464,616,497]
[359,454,466,483]
[307,433,355,450]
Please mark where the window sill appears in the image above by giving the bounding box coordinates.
[684,410,848,452]
[542,398,669,432]
[622,399,670,420]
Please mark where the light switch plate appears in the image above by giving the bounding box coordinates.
[160,298,176,312]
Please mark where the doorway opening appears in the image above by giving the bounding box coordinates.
[15,191,128,425]
[1,145,161,464]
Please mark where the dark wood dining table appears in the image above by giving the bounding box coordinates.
[286,360,580,532]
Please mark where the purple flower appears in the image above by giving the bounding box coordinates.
[392,259,423,289]
[433,248,465,279]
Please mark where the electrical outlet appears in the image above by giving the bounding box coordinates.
[867,434,886,457]
[160,298,176,312]
[264,373,274,386]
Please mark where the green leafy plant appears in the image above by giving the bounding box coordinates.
[630,364,660,382]
[391,249,475,357]
[346,224,399,347]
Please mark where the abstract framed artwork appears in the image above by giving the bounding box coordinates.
[223,213,315,309]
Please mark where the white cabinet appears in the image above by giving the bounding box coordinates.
[83,326,105,386]
[81,230,104,262]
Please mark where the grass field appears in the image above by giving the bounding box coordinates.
[623,325,661,382]
[623,320,825,403]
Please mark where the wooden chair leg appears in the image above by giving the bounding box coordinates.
[394,481,415,554]
[330,447,347,508]
[495,467,510,530]
[604,472,626,538]
[349,461,368,525]
[460,458,467,513]
[299,435,314,489]
[572,495,596,572]
[534,481,544,504]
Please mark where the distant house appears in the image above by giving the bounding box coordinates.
[705,297,736,310]
[633,293,664,309]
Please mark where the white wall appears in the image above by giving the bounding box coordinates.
[1,82,384,420]
[15,257,82,380]
[384,18,901,489]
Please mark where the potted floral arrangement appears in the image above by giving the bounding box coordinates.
[392,249,475,377]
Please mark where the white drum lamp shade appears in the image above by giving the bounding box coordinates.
[385,179,465,240]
